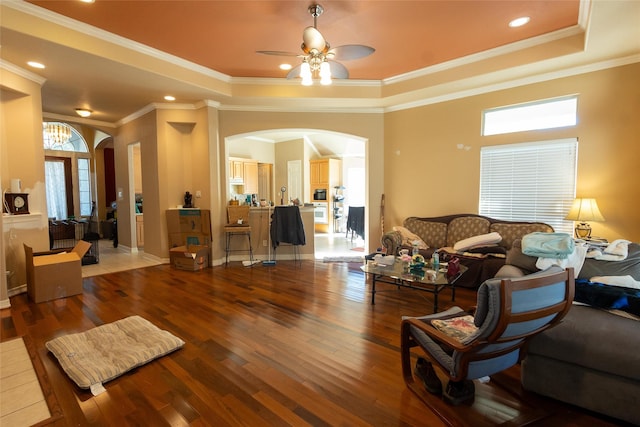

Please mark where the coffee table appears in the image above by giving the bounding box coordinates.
[360,259,467,312]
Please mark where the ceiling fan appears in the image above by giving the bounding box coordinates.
[257,4,375,85]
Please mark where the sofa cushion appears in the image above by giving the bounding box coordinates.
[403,218,447,248]
[392,226,428,249]
[527,304,640,381]
[490,222,554,249]
[446,217,491,247]
[453,232,502,252]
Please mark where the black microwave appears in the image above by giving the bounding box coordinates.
[313,189,327,200]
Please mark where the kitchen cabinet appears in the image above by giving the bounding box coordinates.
[229,158,244,183]
[243,160,259,194]
[136,215,144,247]
[309,158,342,233]
[258,163,273,203]
[310,159,341,189]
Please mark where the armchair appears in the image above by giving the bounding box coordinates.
[400,266,574,422]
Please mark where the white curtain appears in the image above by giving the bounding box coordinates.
[45,160,68,220]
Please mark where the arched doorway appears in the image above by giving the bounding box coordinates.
[226,128,367,259]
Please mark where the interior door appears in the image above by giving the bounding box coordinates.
[287,160,302,203]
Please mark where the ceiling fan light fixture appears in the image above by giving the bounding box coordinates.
[320,61,332,85]
[258,3,374,86]
[300,61,313,86]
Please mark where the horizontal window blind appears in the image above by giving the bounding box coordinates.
[479,138,577,234]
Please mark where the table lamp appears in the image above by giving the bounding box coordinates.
[564,198,605,238]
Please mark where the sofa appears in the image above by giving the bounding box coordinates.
[381,214,554,288]
[496,242,640,425]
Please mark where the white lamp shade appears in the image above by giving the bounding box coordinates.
[319,61,332,85]
[565,198,605,222]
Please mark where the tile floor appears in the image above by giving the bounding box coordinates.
[82,232,365,276]
[0,338,50,427]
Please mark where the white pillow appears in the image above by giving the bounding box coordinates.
[454,232,502,252]
[393,226,428,249]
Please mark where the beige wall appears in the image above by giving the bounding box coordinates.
[384,62,640,242]
[1,67,48,295]
[115,106,220,260]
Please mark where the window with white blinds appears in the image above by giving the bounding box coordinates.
[479,138,577,234]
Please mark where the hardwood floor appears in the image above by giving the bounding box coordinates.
[1,260,627,426]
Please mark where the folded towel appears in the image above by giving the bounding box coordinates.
[536,242,588,276]
[522,232,575,259]
[590,275,640,290]
[586,239,631,261]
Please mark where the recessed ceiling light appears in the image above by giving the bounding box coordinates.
[27,61,45,69]
[79,0,95,3]
[75,108,92,118]
[164,95,176,101]
[509,16,530,28]
[279,64,292,71]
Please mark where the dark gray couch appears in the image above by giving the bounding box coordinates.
[497,242,640,425]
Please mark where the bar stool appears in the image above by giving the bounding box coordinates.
[224,205,253,265]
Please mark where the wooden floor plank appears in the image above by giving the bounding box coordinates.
[1,261,627,426]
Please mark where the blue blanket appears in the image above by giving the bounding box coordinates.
[522,232,574,259]
[575,279,640,316]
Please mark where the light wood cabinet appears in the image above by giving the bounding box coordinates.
[309,159,342,233]
[136,215,144,247]
[310,159,341,189]
[229,158,244,183]
[258,163,273,202]
[310,161,321,186]
[243,160,259,194]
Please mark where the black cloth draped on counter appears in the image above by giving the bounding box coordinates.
[346,206,365,240]
[270,206,306,249]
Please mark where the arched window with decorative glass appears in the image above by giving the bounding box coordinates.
[42,122,93,220]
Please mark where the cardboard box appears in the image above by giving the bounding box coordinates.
[168,232,211,249]
[166,209,212,249]
[166,209,211,234]
[24,241,92,303]
[169,245,210,271]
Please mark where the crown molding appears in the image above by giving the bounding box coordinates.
[231,76,381,88]
[385,54,640,113]
[218,103,384,114]
[0,59,47,85]
[42,111,116,128]
[383,25,586,86]
[7,0,231,83]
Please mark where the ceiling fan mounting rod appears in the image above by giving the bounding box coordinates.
[308,4,324,28]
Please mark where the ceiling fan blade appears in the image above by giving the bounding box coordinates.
[302,26,326,52]
[286,64,302,79]
[256,50,301,57]
[329,61,349,79]
[328,45,375,61]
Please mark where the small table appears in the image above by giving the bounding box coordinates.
[360,260,467,313]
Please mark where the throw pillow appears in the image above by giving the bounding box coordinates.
[453,232,502,252]
[393,226,428,249]
[505,239,538,273]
